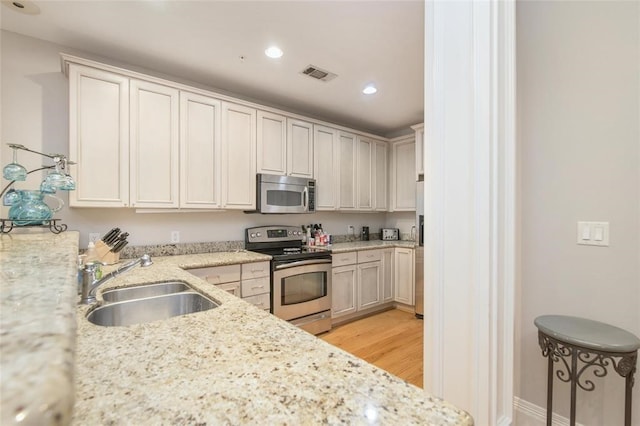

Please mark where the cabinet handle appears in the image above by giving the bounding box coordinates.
[251,285,264,290]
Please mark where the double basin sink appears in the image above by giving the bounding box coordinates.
[87,281,219,327]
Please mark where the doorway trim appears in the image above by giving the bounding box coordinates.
[423,1,516,425]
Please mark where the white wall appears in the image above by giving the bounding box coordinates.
[516,1,639,425]
[0,30,413,248]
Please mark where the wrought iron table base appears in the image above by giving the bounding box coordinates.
[538,331,637,426]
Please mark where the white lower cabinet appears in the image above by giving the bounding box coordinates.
[331,265,357,317]
[381,248,394,303]
[186,264,241,297]
[185,261,270,311]
[332,247,413,320]
[357,261,382,310]
[241,262,270,311]
[394,247,415,306]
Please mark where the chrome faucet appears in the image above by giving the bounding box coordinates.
[79,254,153,304]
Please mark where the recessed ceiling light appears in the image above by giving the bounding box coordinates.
[265,46,283,59]
[363,84,378,95]
[1,0,40,15]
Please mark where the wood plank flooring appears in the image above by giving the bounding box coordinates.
[320,309,423,388]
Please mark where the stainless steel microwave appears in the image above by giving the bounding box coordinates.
[254,174,315,214]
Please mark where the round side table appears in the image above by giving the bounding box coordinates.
[535,315,640,426]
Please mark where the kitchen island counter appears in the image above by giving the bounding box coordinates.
[5,233,472,425]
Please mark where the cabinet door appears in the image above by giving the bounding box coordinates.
[374,141,388,211]
[180,91,222,208]
[130,79,179,208]
[313,125,338,210]
[391,138,416,211]
[221,102,256,209]
[357,261,382,310]
[287,119,313,178]
[394,248,415,305]
[257,110,286,176]
[332,265,357,318]
[68,64,129,207]
[381,248,394,303]
[412,124,425,179]
[337,131,357,210]
[357,137,373,210]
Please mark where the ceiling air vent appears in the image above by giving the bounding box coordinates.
[301,65,337,82]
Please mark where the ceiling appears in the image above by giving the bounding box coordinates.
[0,0,425,137]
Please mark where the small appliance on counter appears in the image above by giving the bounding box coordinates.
[92,227,129,264]
[361,226,369,241]
[381,228,400,241]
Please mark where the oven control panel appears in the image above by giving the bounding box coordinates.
[245,226,303,244]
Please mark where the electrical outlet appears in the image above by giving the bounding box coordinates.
[170,231,180,243]
[348,225,354,235]
[89,233,101,243]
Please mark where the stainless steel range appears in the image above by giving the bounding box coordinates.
[245,225,332,335]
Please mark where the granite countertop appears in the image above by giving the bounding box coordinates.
[1,231,80,426]
[328,239,417,253]
[3,233,472,425]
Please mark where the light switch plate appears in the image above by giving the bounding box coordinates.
[577,221,609,246]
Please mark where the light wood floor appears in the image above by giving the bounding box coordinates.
[320,309,423,388]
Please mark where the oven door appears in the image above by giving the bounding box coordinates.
[272,259,332,321]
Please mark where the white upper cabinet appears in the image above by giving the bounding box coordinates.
[313,125,338,210]
[411,123,425,180]
[221,102,256,210]
[390,136,416,211]
[337,131,357,210]
[257,111,314,178]
[68,64,130,207]
[357,137,373,210]
[257,111,287,176]
[129,79,180,208]
[180,91,222,209]
[63,55,401,213]
[287,119,313,178]
[374,141,388,211]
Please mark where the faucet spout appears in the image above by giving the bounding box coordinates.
[80,254,153,305]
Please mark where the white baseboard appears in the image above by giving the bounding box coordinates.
[513,397,585,426]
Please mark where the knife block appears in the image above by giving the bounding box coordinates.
[95,240,120,265]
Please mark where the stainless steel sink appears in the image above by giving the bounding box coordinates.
[102,281,191,302]
[87,292,218,327]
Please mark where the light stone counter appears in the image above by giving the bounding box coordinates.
[1,231,80,426]
[73,250,471,425]
[329,239,417,253]
[2,233,472,425]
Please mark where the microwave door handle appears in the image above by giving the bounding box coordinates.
[303,186,308,210]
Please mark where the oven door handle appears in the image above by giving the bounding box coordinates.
[274,258,332,270]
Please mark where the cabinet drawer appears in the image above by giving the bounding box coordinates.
[187,264,241,285]
[357,249,383,263]
[332,251,357,267]
[216,281,241,298]
[243,293,270,311]
[241,261,270,279]
[241,276,270,297]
